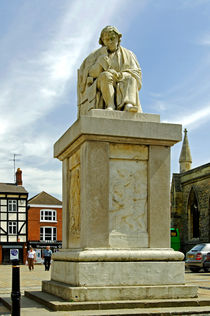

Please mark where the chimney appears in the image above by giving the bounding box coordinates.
[16,168,22,186]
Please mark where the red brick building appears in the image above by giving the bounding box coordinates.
[27,191,62,261]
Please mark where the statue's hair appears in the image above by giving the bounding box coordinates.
[99,26,122,46]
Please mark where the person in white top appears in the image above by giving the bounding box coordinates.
[27,246,36,271]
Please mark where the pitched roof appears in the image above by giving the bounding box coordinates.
[28,191,62,205]
[0,183,28,194]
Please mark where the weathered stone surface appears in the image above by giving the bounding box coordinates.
[54,111,182,160]
[69,150,81,247]
[80,141,109,248]
[52,248,184,261]
[109,144,148,247]
[42,280,197,302]
[148,145,171,248]
[51,261,185,287]
[61,158,69,249]
[88,109,160,122]
[171,163,210,253]
[78,26,142,115]
[46,111,197,303]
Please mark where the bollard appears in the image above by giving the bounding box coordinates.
[11,259,21,316]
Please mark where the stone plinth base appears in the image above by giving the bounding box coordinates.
[42,280,197,302]
[50,249,185,287]
[49,111,197,303]
[42,248,196,301]
[51,260,185,287]
[44,248,196,302]
[55,111,182,251]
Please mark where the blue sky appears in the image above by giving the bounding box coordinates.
[0,0,210,200]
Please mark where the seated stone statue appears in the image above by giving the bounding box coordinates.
[78,26,142,116]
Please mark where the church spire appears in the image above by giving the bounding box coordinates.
[179,128,192,173]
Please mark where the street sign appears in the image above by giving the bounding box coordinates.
[10,249,19,260]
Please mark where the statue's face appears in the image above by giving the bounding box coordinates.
[102,31,119,52]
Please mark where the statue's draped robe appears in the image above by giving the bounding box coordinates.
[78,46,142,115]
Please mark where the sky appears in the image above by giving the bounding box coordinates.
[0,0,210,200]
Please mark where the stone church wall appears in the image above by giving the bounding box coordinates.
[171,163,210,254]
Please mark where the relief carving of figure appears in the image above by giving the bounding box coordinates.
[78,26,142,116]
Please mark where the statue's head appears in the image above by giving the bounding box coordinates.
[99,26,122,52]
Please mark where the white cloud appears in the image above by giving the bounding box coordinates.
[23,167,62,199]
[41,88,57,98]
[0,0,130,137]
[0,0,139,197]
[169,104,210,129]
[23,136,53,158]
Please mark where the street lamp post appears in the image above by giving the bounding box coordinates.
[11,259,21,316]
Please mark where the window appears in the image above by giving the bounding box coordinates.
[8,200,17,212]
[191,244,204,252]
[40,209,57,222]
[8,221,17,235]
[188,189,199,239]
[40,227,57,241]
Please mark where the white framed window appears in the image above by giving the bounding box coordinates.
[40,227,57,241]
[8,221,17,235]
[40,209,57,222]
[8,200,17,212]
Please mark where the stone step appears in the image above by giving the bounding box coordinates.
[2,293,210,315]
[25,290,210,312]
[0,296,11,311]
[42,280,198,301]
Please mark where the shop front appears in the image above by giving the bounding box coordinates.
[1,243,27,264]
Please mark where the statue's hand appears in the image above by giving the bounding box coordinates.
[107,69,119,79]
[117,72,130,81]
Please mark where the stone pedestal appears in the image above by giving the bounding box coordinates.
[43,110,197,301]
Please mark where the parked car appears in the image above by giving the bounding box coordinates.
[203,252,210,271]
[185,243,210,272]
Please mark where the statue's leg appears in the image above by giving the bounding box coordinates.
[117,74,138,112]
[97,72,116,110]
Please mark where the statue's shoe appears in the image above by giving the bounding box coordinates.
[125,104,138,112]
[106,106,114,110]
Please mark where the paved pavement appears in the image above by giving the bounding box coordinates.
[1,265,210,315]
[0,263,50,295]
[0,264,51,315]
[185,270,210,298]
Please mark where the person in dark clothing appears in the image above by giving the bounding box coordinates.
[42,246,52,271]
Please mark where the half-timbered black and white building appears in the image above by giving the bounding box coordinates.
[0,168,28,263]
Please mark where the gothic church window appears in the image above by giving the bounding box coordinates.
[188,188,199,239]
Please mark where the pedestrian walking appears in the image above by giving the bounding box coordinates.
[42,246,52,271]
[27,246,36,271]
